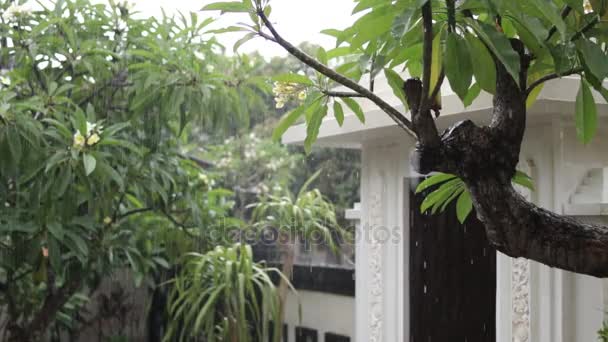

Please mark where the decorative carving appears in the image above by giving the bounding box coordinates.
[512,158,534,342]
[368,168,385,342]
[512,258,531,342]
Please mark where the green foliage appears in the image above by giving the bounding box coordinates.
[250,171,348,252]
[0,0,265,338]
[599,321,608,342]
[165,243,291,342]
[416,171,534,223]
[208,0,608,147]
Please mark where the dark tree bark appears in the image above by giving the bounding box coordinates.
[407,38,608,278]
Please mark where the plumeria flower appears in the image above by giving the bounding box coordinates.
[73,121,103,149]
[0,75,10,86]
[73,131,86,149]
[86,133,100,146]
[273,81,307,109]
[2,2,33,22]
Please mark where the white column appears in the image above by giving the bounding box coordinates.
[357,136,412,342]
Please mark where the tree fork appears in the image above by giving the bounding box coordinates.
[410,38,608,277]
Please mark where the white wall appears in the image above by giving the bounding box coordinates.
[283,290,355,342]
[495,118,606,342]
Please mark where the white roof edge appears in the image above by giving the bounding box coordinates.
[282,76,606,147]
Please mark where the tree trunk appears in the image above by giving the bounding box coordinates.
[406,38,608,278]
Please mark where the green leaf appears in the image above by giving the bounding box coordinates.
[528,0,566,40]
[233,32,257,52]
[564,0,585,13]
[468,20,520,85]
[575,79,598,144]
[73,107,88,136]
[463,83,481,107]
[513,170,535,191]
[464,33,496,94]
[445,33,473,101]
[272,73,314,86]
[83,154,97,176]
[341,98,365,123]
[416,173,457,193]
[304,104,328,153]
[317,47,328,65]
[207,26,249,34]
[47,222,64,240]
[456,191,473,223]
[201,2,250,13]
[384,69,408,108]
[333,101,345,126]
[429,25,445,97]
[577,39,608,81]
[7,127,22,165]
[272,106,306,141]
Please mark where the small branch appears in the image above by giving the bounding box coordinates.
[118,207,154,220]
[420,1,434,111]
[446,0,456,33]
[525,67,584,97]
[571,16,599,41]
[545,6,572,42]
[178,154,214,169]
[322,90,366,98]
[256,9,416,136]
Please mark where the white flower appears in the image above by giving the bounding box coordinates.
[298,91,307,101]
[73,131,85,149]
[2,3,32,22]
[0,75,10,86]
[4,202,10,208]
[103,216,112,225]
[275,101,285,109]
[86,122,96,135]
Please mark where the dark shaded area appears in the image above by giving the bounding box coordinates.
[325,332,350,342]
[262,263,354,297]
[409,177,496,342]
[295,327,318,342]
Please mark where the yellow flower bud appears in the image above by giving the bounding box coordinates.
[73,132,85,148]
[103,216,112,225]
[86,133,100,146]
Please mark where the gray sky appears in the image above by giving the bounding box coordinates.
[131,0,356,57]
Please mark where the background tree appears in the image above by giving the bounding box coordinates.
[0,0,275,339]
[207,0,608,277]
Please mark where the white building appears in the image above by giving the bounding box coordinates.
[283,74,608,342]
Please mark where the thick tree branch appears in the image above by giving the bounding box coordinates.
[469,179,608,278]
[525,67,584,97]
[406,1,441,149]
[21,275,82,340]
[420,1,434,111]
[322,90,366,98]
[256,9,416,136]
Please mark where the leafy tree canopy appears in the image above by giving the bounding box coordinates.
[207,0,608,277]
